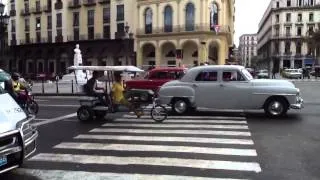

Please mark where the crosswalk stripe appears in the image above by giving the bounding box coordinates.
[123,114,246,120]
[102,123,249,129]
[29,153,262,172]
[74,134,254,145]
[90,128,252,136]
[114,118,247,124]
[17,169,249,180]
[54,142,257,156]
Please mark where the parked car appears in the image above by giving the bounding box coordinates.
[125,67,187,92]
[246,68,256,77]
[158,65,303,117]
[283,69,302,79]
[256,69,269,79]
[0,86,38,174]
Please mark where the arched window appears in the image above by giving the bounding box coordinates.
[185,3,195,31]
[164,6,173,32]
[145,8,153,34]
[210,2,219,31]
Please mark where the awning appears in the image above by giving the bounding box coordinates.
[304,58,314,65]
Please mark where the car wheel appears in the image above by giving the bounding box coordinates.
[172,98,189,115]
[27,100,39,115]
[264,98,288,118]
[77,106,94,122]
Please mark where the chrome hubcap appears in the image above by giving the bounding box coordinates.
[152,106,166,120]
[174,100,187,114]
[268,101,283,116]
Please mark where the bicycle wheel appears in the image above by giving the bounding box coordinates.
[27,100,39,115]
[151,105,167,123]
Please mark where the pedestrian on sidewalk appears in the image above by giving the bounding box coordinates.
[272,68,276,79]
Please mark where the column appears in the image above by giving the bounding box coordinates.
[279,58,283,69]
[200,0,204,24]
[290,59,294,68]
[137,5,140,31]
[218,44,226,65]
[136,45,143,68]
[177,0,180,26]
[199,42,207,64]
[156,3,160,30]
[155,44,161,66]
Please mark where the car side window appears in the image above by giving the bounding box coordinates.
[195,71,218,81]
[223,71,245,82]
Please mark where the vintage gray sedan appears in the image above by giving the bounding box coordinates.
[158,65,303,117]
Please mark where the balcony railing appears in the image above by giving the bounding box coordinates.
[55,1,63,10]
[43,5,52,12]
[68,1,82,8]
[272,34,303,39]
[98,0,110,4]
[9,10,16,16]
[20,9,31,16]
[136,24,231,35]
[31,7,42,14]
[83,0,96,6]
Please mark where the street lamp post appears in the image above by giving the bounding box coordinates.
[0,2,10,69]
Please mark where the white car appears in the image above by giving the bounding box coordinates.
[256,69,269,79]
[283,69,302,79]
[158,65,303,117]
[0,86,38,174]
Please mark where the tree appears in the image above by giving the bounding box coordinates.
[305,27,320,65]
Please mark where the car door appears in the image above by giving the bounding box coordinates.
[218,70,252,109]
[192,70,221,108]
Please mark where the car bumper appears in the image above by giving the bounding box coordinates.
[0,117,38,174]
[290,96,304,109]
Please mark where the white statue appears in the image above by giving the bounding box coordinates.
[74,44,83,66]
[61,44,90,86]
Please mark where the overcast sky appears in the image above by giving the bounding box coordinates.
[234,0,271,46]
[2,0,270,47]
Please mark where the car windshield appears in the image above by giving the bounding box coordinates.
[241,69,253,80]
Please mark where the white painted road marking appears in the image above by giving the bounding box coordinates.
[123,114,246,120]
[33,113,77,126]
[55,142,258,156]
[90,128,252,136]
[75,134,254,145]
[102,123,249,129]
[16,169,249,180]
[29,153,262,172]
[114,118,248,124]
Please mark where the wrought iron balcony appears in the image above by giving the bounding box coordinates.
[136,24,231,36]
[31,7,42,14]
[20,9,31,16]
[43,5,52,13]
[83,0,96,6]
[55,1,63,10]
[68,0,82,9]
[98,0,110,4]
[9,10,16,16]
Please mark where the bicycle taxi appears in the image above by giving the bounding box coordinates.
[67,65,168,123]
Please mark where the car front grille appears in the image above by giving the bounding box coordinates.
[0,132,18,151]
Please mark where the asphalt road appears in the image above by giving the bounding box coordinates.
[1,81,320,180]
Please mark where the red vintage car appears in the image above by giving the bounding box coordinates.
[125,67,187,92]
